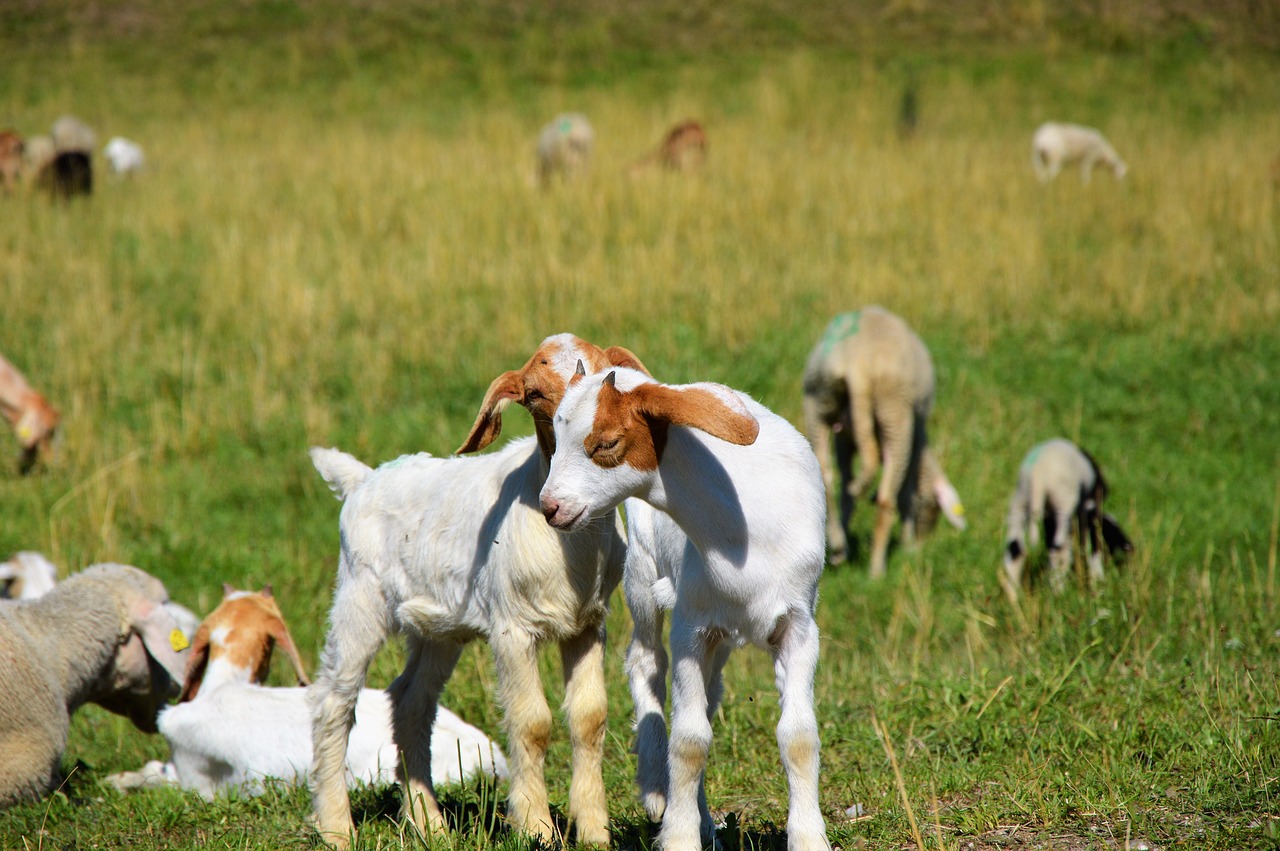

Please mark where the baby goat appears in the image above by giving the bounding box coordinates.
[541,367,831,851]
[1002,438,1133,601]
[107,586,506,799]
[308,333,644,850]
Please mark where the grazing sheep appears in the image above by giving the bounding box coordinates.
[0,564,190,807]
[0,552,58,600]
[1002,438,1133,601]
[802,307,965,576]
[1031,122,1127,184]
[308,333,645,850]
[103,137,144,176]
[51,115,95,155]
[540,367,831,851]
[0,131,23,193]
[537,113,594,187]
[22,134,55,181]
[629,120,708,174]
[106,585,507,799]
[0,351,60,475]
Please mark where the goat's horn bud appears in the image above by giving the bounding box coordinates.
[604,371,616,387]
[574,360,586,377]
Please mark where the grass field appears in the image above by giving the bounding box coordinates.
[2,3,1279,849]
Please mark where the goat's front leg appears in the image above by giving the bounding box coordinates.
[389,635,463,839]
[770,612,830,851]
[561,623,611,847]
[660,615,717,851]
[492,628,556,843]
[624,558,670,824]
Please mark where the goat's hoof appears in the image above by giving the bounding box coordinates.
[642,791,667,823]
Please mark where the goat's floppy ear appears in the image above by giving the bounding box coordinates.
[457,370,523,454]
[268,617,311,687]
[604,346,651,377]
[132,597,191,692]
[178,623,212,703]
[630,382,759,446]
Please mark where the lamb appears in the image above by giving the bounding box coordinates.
[0,131,22,193]
[0,564,190,807]
[537,113,594,187]
[103,137,145,176]
[1001,438,1133,601]
[0,351,61,475]
[308,333,645,850]
[801,307,966,576]
[0,552,58,600]
[106,585,507,799]
[22,134,55,182]
[1031,122,1127,184]
[629,120,708,174]
[540,367,831,851]
[52,115,96,155]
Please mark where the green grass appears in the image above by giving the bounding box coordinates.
[2,3,1280,849]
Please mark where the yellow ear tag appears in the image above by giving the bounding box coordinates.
[954,504,965,515]
[170,628,190,652]
[17,424,32,442]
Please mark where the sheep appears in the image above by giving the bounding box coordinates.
[801,306,965,576]
[1031,122,1127,184]
[0,130,22,193]
[0,552,58,600]
[0,351,61,475]
[51,115,96,155]
[308,333,646,850]
[540,367,832,851]
[106,585,507,799]
[103,137,144,176]
[1001,438,1133,601]
[537,113,594,187]
[629,120,708,174]
[0,564,190,807]
[22,134,55,181]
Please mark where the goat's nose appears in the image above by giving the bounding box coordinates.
[541,498,560,523]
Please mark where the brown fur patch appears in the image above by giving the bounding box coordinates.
[0,131,23,193]
[179,589,309,702]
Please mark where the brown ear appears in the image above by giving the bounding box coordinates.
[457,370,523,454]
[604,346,651,377]
[178,623,212,703]
[632,383,760,446]
[268,617,311,686]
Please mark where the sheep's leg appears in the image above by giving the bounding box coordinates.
[1046,507,1073,593]
[804,400,848,564]
[897,415,928,551]
[870,406,913,579]
[625,559,670,824]
[1002,493,1029,602]
[561,623,611,847]
[770,612,830,851]
[1081,507,1106,588]
[311,571,389,850]
[492,628,556,843]
[832,426,857,564]
[659,614,716,851]
[389,635,463,839]
[847,384,880,500]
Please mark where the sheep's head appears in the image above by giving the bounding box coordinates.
[80,565,192,733]
[911,448,966,538]
[16,396,59,475]
[457,333,648,460]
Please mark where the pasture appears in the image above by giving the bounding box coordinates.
[2,3,1279,848]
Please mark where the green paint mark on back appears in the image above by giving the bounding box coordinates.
[817,310,861,359]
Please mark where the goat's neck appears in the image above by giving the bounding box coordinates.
[199,655,259,693]
[644,430,750,566]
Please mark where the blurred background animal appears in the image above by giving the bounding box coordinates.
[802,306,966,575]
[0,131,23,193]
[1031,121,1127,183]
[0,552,58,600]
[629,119,708,173]
[103,137,144,176]
[0,351,60,475]
[536,113,594,187]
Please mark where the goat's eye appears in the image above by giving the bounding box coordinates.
[591,438,619,456]
[525,389,544,402]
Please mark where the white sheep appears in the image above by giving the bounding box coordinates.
[537,113,594,187]
[0,351,60,475]
[802,307,965,576]
[0,552,58,600]
[308,334,645,850]
[0,564,190,807]
[103,137,144,175]
[1031,122,1127,184]
[51,115,95,154]
[1002,438,1133,601]
[540,367,831,851]
[107,585,507,799]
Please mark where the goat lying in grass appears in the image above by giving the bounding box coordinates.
[107,585,506,798]
[541,366,831,851]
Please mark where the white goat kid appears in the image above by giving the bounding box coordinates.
[1031,122,1127,184]
[541,367,831,851]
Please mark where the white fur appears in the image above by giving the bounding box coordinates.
[308,438,624,848]
[536,113,594,187]
[1031,122,1127,183]
[0,552,58,599]
[541,368,831,851]
[103,137,144,175]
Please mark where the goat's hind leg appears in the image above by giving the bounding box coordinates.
[770,612,830,851]
[492,628,557,843]
[562,622,611,847]
[390,634,463,838]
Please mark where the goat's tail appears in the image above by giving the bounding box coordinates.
[309,446,372,500]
